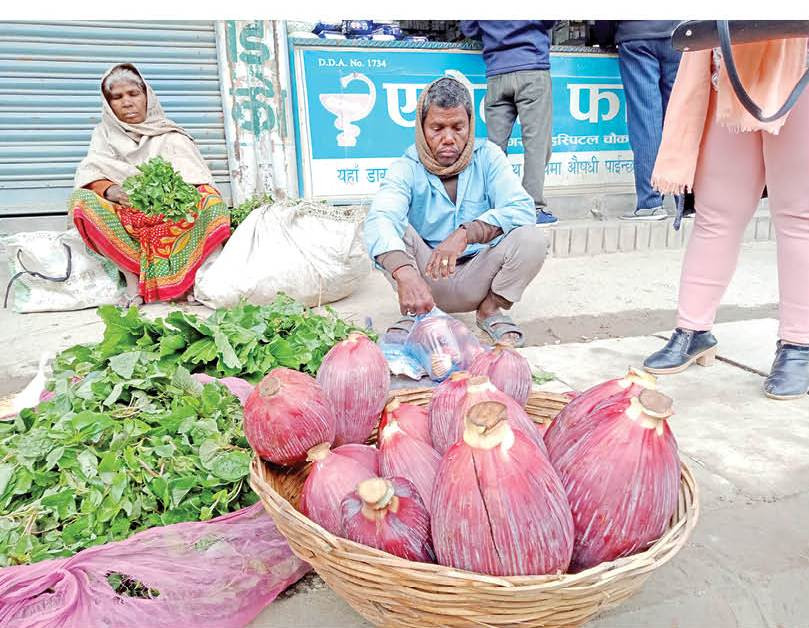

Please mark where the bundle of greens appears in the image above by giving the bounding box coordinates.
[229,192,274,229]
[0,362,253,566]
[54,294,373,382]
[122,156,201,222]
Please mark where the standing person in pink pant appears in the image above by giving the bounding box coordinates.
[643,36,809,400]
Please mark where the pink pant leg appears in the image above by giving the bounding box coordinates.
[676,104,765,331]
[762,90,809,344]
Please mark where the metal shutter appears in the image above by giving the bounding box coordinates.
[0,21,231,216]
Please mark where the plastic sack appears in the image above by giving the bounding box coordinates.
[0,504,309,627]
[1,229,125,313]
[403,310,483,382]
[194,201,370,308]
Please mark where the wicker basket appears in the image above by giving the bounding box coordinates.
[250,388,699,627]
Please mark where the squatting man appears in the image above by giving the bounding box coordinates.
[364,76,548,347]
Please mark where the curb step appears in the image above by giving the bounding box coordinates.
[545,209,774,258]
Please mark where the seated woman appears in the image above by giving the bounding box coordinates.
[70,63,230,304]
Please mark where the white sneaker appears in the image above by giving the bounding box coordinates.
[619,207,668,221]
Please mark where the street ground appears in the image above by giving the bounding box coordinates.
[0,240,780,390]
[2,238,807,627]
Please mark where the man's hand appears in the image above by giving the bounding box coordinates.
[105,184,130,206]
[425,227,467,280]
[394,266,435,316]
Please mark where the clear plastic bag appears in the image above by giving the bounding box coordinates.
[403,310,483,382]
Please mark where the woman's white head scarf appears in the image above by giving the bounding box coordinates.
[74,63,214,188]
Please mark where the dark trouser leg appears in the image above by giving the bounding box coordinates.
[513,70,552,210]
[619,39,665,210]
[485,73,518,153]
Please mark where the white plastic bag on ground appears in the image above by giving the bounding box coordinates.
[194,200,370,308]
[2,229,125,313]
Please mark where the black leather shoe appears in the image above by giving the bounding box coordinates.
[764,341,809,400]
[643,328,718,374]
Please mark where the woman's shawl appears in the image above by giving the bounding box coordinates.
[74,63,214,188]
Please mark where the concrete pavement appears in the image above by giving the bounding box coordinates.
[0,240,780,391]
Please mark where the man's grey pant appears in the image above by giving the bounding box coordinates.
[385,225,548,314]
[485,69,553,210]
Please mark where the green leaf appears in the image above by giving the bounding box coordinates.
[41,489,74,512]
[45,446,65,470]
[531,369,556,385]
[109,351,142,379]
[97,494,122,524]
[98,450,119,474]
[77,450,98,479]
[159,333,187,357]
[205,449,251,482]
[170,366,203,396]
[62,516,92,546]
[213,329,241,370]
[169,477,196,509]
[0,465,14,497]
[96,306,149,358]
[110,472,128,502]
[150,477,169,509]
[103,382,125,407]
[13,468,33,496]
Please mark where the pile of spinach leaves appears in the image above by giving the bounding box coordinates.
[122,156,201,223]
[0,363,253,566]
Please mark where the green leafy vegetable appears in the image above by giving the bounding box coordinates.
[54,294,375,382]
[0,360,253,567]
[229,193,274,229]
[122,156,201,223]
[1,295,374,566]
[532,369,556,385]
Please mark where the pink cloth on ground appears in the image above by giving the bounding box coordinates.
[191,373,255,404]
[0,504,309,627]
[676,89,809,343]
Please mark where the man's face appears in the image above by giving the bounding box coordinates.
[423,105,470,167]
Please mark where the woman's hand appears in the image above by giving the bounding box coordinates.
[105,184,130,206]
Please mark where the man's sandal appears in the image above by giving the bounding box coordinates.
[476,314,526,348]
[385,315,417,341]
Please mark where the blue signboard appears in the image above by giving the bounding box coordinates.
[290,41,634,201]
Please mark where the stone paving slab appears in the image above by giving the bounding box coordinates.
[688,317,778,376]
[520,334,809,501]
[253,574,370,628]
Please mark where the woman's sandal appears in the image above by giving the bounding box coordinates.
[118,294,144,309]
[476,314,526,348]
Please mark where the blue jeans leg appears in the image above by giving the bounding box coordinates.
[619,40,666,210]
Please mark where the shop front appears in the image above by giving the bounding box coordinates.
[288,32,634,205]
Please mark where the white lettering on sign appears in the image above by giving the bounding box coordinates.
[567,84,623,124]
[382,82,421,127]
[382,70,488,128]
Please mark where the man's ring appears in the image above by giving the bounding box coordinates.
[441,258,449,266]
[406,310,415,316]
